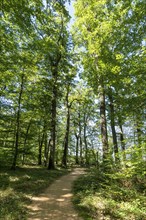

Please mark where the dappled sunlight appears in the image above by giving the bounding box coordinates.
[56,198,65,202]
[27,168,84,220]
[62,188,70,191]
[31,196,50,202]
[62,193,73,198]
[0,166,69,219]
[9,176,20,182]
[71,169,86,176]
[0,187,14,197]
[28,205,42,211]
[28,209,81,220]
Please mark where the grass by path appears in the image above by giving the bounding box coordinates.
[0,166,69,220]
[72,168,146,220]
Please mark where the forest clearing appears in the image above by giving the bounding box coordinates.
[0,0,146,219]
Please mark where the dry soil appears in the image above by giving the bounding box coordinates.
[27,168,85,220]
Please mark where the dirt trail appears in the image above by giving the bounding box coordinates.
[27,168,85,220]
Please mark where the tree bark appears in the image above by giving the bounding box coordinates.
[108,91,119,163]
[75,133,79,165]
[99,84,109,164]
[48,86,57,169]
[38,131,45,165]
[79,112,83,165]
[44,135,49,167]
[48,16,63,169]
[119,123,126,161]
[62,86,70,167]
[135,114,143,159]
[48,64,59,169]
[136,120,142,146]
[22,119,32,165]
[83,113,89,165]
[11,74,25,170]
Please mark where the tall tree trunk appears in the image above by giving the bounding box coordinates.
[79,112,83,165]
[38,131,45,165]
[83,113,89,165]
[22,119,32,165]
[62,108,70,167]
[99,84,109,164]
[62,87,70,167]
[44,135,49,167]
[75,133,79,165]
[108,91,119,163]
[135,114,143,159]
[136,121,142,146]
[48,83,57,169]
[119,123,126,161]
[11,74,24,170]
[48,63,59,169]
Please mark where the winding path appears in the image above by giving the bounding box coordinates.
[27,168,85,220]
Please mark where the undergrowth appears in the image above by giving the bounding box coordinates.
[73,166,146,220]
[0,166,69,220]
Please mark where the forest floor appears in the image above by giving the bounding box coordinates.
[27,168,85,220]
[0,166,69,220]
[72,167,146,220]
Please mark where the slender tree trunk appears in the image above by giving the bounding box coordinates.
[80,133,83,164]
[48,65,58,170]
[62,86,71,167]
[135,115,143,159]
[79,112,83,165]
[96,151,99,168]
[62,108,70,167]
[44,134,47,167]
[11,74,25,170]
[119,124,126,161]
[99,84,109,164]
[75,133,79,165]
[44,137,51,167]
[22,119,32,165]
[83,113,89,165]
[108,92,119,163]
[62,109,70,167]
[136,122,142,146]
[120,125,125,151]
[38,131,45,165]
[48,86,57,169]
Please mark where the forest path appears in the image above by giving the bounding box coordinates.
[27,168,85,220]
